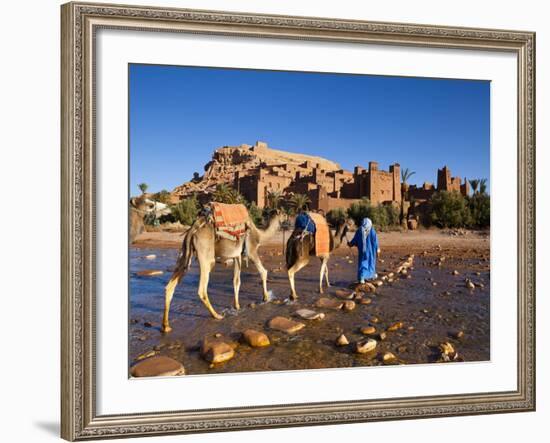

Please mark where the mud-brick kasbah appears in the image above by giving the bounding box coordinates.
[171,141,470,214]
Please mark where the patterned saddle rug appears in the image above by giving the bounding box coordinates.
[308,212,330,256]
[210,202,249,241]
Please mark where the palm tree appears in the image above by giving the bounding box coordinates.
[212,183,245,204]
[400,168,415,224]
[289,193,310,213]
[266,190,283,210]
[137,182,148,195]
[401,168,416,184]
[479,178,488,195]
[469,179,480,195]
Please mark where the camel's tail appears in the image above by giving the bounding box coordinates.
[285,234,297,270]
[166,220,202,286]
[285,231,312,269]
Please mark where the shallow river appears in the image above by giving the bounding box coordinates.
[129,243,490,376]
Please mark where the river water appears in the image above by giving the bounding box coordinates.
[129,242,490,376]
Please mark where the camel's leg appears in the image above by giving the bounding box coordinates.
[288,257,309,300]
[248,248,270,301]
[319,257,329,294]
[325,259,331,288]
[196,257,223,320]
[162,267,185,333]
[233,256,242,310]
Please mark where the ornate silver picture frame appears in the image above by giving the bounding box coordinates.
[61,1,535,440]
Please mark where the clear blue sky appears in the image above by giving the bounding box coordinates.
[129,64,490,194]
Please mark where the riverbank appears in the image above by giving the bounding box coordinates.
[133,227,489,250]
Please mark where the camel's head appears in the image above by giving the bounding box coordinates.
[265,207,283,220]
[336,217,353,239]
[130,196,170,217]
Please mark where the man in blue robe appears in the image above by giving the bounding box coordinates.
[348,217,380,283]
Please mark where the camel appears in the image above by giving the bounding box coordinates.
[129,196,169,244]
[285,215,350,300]
[162,207,283,332]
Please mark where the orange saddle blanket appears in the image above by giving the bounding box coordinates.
[308,212,330,256]
[211,202,249,241]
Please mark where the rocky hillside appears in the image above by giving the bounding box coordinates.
[172,141,342,200]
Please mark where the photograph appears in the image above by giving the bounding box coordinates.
[57,2,536,439]
[128,64,491,377]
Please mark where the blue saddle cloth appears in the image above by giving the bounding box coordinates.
[295,212,316,234]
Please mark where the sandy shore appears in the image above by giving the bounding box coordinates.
[133,228,490,250]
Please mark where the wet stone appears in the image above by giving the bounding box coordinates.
[360,326,376,335]
[356,339,377,354]
[336,334,349,346]
[387,321,404,332]
[334,289,354,300]
[295,309,325,320]
[439,342,458,362]
[201,336,237,364]
[243,329,270,347]
[136,350,157,361]
[136,269,164,277]
[450,330,465,339]
[131,356,185,377]
[343,301,356,312]
[268,316,305,334]
[382,352,398,365]
[316,298,344,310]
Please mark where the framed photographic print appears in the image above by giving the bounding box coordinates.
[61,1,536,440]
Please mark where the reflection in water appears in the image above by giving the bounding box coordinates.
[129,246,490,376]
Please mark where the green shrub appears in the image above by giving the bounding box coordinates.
[430,191,472,228]
[383,204,401,227]
[347,198,372,228]
[468,193,490,228]
[170,195,199,226]
[152,189,171,204]
[346,198,399,230]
